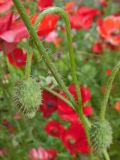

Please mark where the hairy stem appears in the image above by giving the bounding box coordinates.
[25,41,33,79]
[100,62,120,121]
[103,150,110,160]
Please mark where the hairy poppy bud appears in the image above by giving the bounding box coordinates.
[90,120,112,155]
[13,79,42,118]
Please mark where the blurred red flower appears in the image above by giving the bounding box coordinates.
[92,42,104,54]
[38,0,53,10]
[45,120,65,138]
[0,12,13,35]
[31,14,59,36]
[80,85,91,104]
[83,106,93,116]
[0,148,7,157]
[0,0,13,13]
[100,0,107,7]
[65,2,75,14]
[70,6,100,30]
[46,149,57,160]
[97,16,120,46]
[3,119,15,133]
[7,48,27,68]
[39,90,58,117]
[58,85,93,122]
[114,101,120,112]
[106,69,112,76]
[29,147,57,160]
[0,20,28,44]
[0,13,28,53]
[61,122,89,155]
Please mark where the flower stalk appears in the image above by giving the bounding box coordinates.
[100,62,120,121]
[34,8,93,157]
[25,40,33,80]
[103,150,110,160]
[99,61,120,160]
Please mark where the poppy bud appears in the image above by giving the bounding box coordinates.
[13,79,42,118]
[90,120,112,155]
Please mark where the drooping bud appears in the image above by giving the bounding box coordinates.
[90,120,112,155]
[13,78,42,118]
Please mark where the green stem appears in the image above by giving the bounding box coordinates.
[12,0,76,108]
[100,62,120,121]
[103,150,110,160]
[35,7,82,111]
[25,41,33,79]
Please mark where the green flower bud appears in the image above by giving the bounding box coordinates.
[13,79,42,118]
[90,120,112,155]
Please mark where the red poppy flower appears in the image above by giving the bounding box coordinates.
[29,147,57,160]
[0,13,28,54]
[83,106,93,116]
[45,120,65,138]
[70,6,100,30]
[114,12,120,17]
[58,85,93,122]
[114,101,120,112]
[0,148,7,157]
[39,90,58,117]
[92,42,104,54]
[3,119,15,133]
[61,122,89,155]
[106,69,112,76]
[0,13,15,53]
[97,16,120,46]
[100,0,107,7]
[80,86,91,104]
[46,149,57,160]
[0,12,13,35]
[0,0,13,14]
[7,48,27,68]
[0,20,28,43]
[65,2,75,14]
[38,0,53,10]
[31,14,59,36]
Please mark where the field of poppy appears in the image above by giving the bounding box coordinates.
[0,0,120,160]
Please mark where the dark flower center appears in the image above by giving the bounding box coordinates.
[47,101,56,108]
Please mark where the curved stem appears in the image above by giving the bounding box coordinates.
[35,8,93,159]
[35,7,82,109]
[100,62,120,121]
[12,0,76,108]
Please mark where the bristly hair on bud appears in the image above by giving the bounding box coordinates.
[90,120,112,155]
[13,78,42,119]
